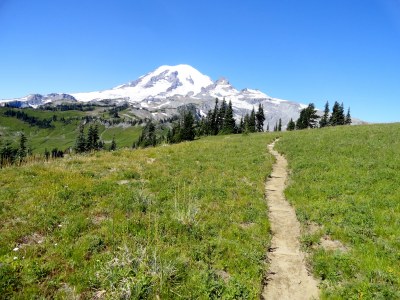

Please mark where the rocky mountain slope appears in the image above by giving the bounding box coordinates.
[1,64,350,128]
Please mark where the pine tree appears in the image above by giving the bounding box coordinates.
[211,98,219,135]
[222,100,236,134]
[319,101,330,128]
[74,125,87,153]
[255,103,265,132]
[238,116,244,133]
[278,118,282,131]
[243,113,250,133]
[248,108,256,132]
[17,133,27,162]
[287,118,295,131]
[296,103,319,129]
[110,135,117,151]
[180,111,195,141]
[44,148,50,161]
[266,123,269,132]
[217,98,227,133]
[135,122,157,147]
[345,107,352,125]
[330,101,345,126]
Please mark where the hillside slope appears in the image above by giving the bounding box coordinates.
[276,123,400,298]
[0,133,275,299]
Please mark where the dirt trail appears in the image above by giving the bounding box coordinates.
[262,140,319,300]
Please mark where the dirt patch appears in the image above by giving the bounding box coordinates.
[239,222,255,229]
[18,233,45,248]
[319,235,347,252]
[92,214,109,225]
[262,140,319,300]
[305,221,323,235]
[216,270,231,283]
[147,158,156,164]
[117,180,130,185]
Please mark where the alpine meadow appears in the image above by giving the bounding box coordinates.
[2,113,400,298]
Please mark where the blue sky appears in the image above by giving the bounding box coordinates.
[0,0,399,123]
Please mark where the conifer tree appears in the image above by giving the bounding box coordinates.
[238,117,244,133]
[180,111,195,141]
[330,101,345,126]
[217,98,227,132]
[135,122,157,147]
[243,113,250,133]
[74,125,86,153]
[87,125,98,151]
[222,100,236,134]
[319,101,330,128]
[211,98,219,135]
[266,123,269,132]
[296,103,319,129]
[248,108,256,132]
[17,133,27,162]
[287,118,295,131]
[278,118,282,131]
[110,135,117,151]
[44,148,50,161]
[255,103,265,132]
[345,107,352,125]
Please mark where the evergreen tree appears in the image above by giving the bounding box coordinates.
[180,111,195,141]
[238,116,244,133]
[255,103,265,132]
[44,148,50,161]
[266,123,269,132]
[330,101,345,126]
[287,118,295,131]
[135,122,157,148]
[74,124,86,153]
[248,108,256,132]
[211,98,219,135]
[243,113,250,133]
[87,124,99,151]
[110,135,117,151]
[217,98,227,132]
[17,133,27,160]
[222,100,236,134]
[345,107,352,125]
[296,103,319,129]
[319,101,330,128]
[278,118,282,131]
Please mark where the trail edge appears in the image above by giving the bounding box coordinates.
[262,139,319,300]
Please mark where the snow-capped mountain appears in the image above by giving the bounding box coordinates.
[72,64,214,103]
[0,64,333,129]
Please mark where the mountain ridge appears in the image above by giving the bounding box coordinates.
[1,64,360,128]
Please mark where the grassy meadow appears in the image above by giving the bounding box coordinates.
[0,107,142,154]
[0,133,276,299]
[276,123,400,299]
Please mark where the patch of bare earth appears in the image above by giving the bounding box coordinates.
[262,140,319,300]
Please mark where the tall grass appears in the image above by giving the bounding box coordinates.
[0,133,276,298]
[276,123,400,299]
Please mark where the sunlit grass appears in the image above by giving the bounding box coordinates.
[0,133,276,298]
[276,123,400,299]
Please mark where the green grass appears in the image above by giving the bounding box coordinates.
[276,123,400,299]
[0,133,276,299]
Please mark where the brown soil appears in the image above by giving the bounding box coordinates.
[262,140,319,300]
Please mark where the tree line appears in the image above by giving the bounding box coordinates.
[134,98,267,148]
[287,101,351,131]
[74,123,117,153]
[4,109,54,128]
